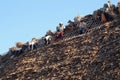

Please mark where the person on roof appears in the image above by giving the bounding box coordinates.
[15,47,22,55]
[43,35,52,45]
[30,38,39,50]
[68,20,76,27]
[9,47,16,59]
[118,1,120,14]
[26,38,39,51]
[56,22,65,38]
[103,1,112,12]
[101,1,115,23]
[9,46,22,59]
[77,21,86,34]
[107,1,112,9]
[57,22,65,32]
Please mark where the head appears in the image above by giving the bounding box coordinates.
[68,20,72,23]
[108,1,110,3]
[59,22,63,26]
[26,41,30,45]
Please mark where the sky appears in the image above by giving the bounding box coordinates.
[0,0,118,55]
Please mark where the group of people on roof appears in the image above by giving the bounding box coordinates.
[9,38,39,59]
[8,22,66,59]
[56,22,65,38]
[7,1,120,59]
[102,1,120,22]
[75,1,120,32]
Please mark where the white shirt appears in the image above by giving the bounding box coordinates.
[45,35,51,40]
[57,25,65,32]
[27,41,35,45]
[107,2,112,8]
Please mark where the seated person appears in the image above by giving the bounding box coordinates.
[56,22,65,38]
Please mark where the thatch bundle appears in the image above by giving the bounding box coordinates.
[16,42,23,48]
[74,16,82,23]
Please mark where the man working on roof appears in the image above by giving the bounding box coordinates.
[43,35,52,45]
[103,1,112,12]
[56,22,65,38]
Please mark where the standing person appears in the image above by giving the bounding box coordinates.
[102,1,114,23]
[107,1,112,9]
[103,1,112,13]
[9,46,22,59]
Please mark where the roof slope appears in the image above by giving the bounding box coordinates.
[0,14,120,80]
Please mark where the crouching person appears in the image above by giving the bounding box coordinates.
[9,46,22,59]
[28,38,39,51]
[21,42,30,53]
[14,47,22,56]
[43,35,52,45]
[16,42,24,53]
[56,22,65,38]
[32,38,39,49]
[9,47,16,59]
